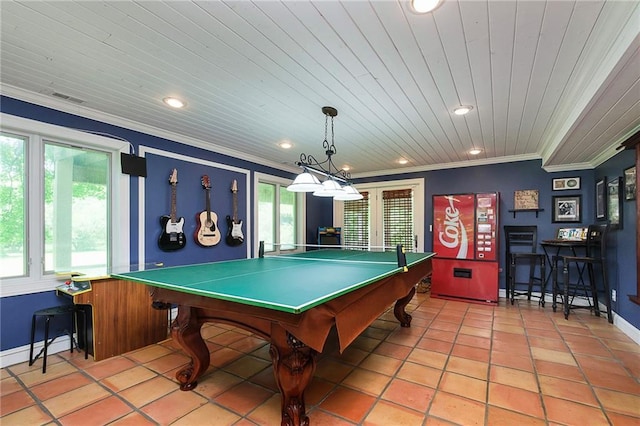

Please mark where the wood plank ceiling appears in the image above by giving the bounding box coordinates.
[1,0,639,176]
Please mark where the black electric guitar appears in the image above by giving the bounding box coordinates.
[158,169,186,251]
[226,179,244,246]
[194,175,220,247]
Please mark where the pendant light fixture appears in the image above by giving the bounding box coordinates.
[287,107,363,200]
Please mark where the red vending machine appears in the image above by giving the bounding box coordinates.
[431,192,500,305]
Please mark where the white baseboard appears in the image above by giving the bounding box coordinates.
[0,335,74,369]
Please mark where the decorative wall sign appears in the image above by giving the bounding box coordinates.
[552,177,580,191]
[514,189,539,210]
[624,165,636,201]
[596,177,606,220]
[552,195,581,223]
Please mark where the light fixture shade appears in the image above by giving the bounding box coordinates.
[286,172,322,192]
[334,185,363,201]
[313,179,345,197]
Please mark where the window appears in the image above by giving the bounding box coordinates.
[0,133,26,278]
[255,173,304,254]
[0,114,129,296]
[335,178,424,252]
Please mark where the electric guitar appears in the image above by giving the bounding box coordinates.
[226,179,244,246]
[158,169,186,251]
[194,175,220,246]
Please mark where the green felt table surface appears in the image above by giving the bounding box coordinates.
[112,250,434,314]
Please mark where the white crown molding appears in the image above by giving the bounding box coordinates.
[1,85,298,175]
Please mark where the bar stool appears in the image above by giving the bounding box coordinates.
[504,226,547,306]
[554,224,612,323]
[29,304,88,373]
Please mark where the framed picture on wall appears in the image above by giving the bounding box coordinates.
[552,195,581,223]
[595,177,606,220]
[608,177,622,229]
[624,165,636,201]
[552,177,580,191]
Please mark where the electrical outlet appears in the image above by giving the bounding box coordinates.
[611,289,617,302]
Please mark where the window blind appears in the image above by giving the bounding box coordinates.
[343,191,369,249]
[382,188,414,251]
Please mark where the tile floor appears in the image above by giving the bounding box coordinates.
[2,291,639,425]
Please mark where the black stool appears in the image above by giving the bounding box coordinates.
[29,305,88,373]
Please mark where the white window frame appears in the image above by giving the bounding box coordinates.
[0,113,130,297]
[253,172,306,255]
[333,178,425,252]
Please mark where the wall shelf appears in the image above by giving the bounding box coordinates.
[508,208,544,218]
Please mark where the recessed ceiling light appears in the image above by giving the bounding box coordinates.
[411,0,443,14]
[163,97,186,108]
[453,106,473,115]
[342,165,351,172]
[279,141,293,149]
[398,158,409,165]
[469,148,482,155]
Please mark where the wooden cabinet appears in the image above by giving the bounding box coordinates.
[71,279,169,361]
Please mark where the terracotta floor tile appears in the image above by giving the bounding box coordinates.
[208,330,248,346]
[141,389,208,424]
[359,353,403,376]
[304,377,335,406]
[486,405,547,426]
[538,375,599,406]
[222,355,271,379]
[101,365,157,392]
[342,367,392,395]
[126,345,173,364]
[488,382,544,419]
[423,328,457,343]
[583,369,640,394]
[213,381,274,415]
[574,354,630,377]
[107,411,157,425]
[227,335,268,354]
[451,344,490,363]
[144,352,191,374]
[416,337,454,354]
[543,395,610,425]
[0,405,54,425]
[118,376,178,407]
[429,391,486,425]
[382,377,436,411]
[209,347,245,368]
[489,365,538,392]
[385,329,423,347]
[1,376,23,396]
[490,351,534,372]
[534,359,586,382]
[83,356,137,380]
[57,395,132,426]
[530,346,576,366]
[42,383,111,418]
[407,348,448,369]
[459,325,492,338]
[492,323,526,335]
[306,409,356,426]
[592,387,640,417]
[337,346,370,366]
[438,371,487,402]
[0,389,35,416]
[16,361,79,389]
[171,401,241,426]
[351,335,382,352]
[607,411,640,426]
[363,400,425,426]
[455,334,491,349]
[373,341,413,359]
[527,336,568,351]
[319,386,376,423]
[446,356,489,380]
[314,358,354,383]
[396,362,442,388]
[29,372,92,401]
[246,394,286,426]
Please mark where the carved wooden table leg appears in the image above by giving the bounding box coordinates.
[394,286,416,327]
[269,324,317,426]
[172,306,210,391]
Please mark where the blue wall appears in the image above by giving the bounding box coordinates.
[1,96,637,353]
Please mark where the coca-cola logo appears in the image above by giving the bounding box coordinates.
[438,196,468,258]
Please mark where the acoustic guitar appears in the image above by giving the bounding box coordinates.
[226,179,244,246]
[194,175,220,246]
[158,169,186,251]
